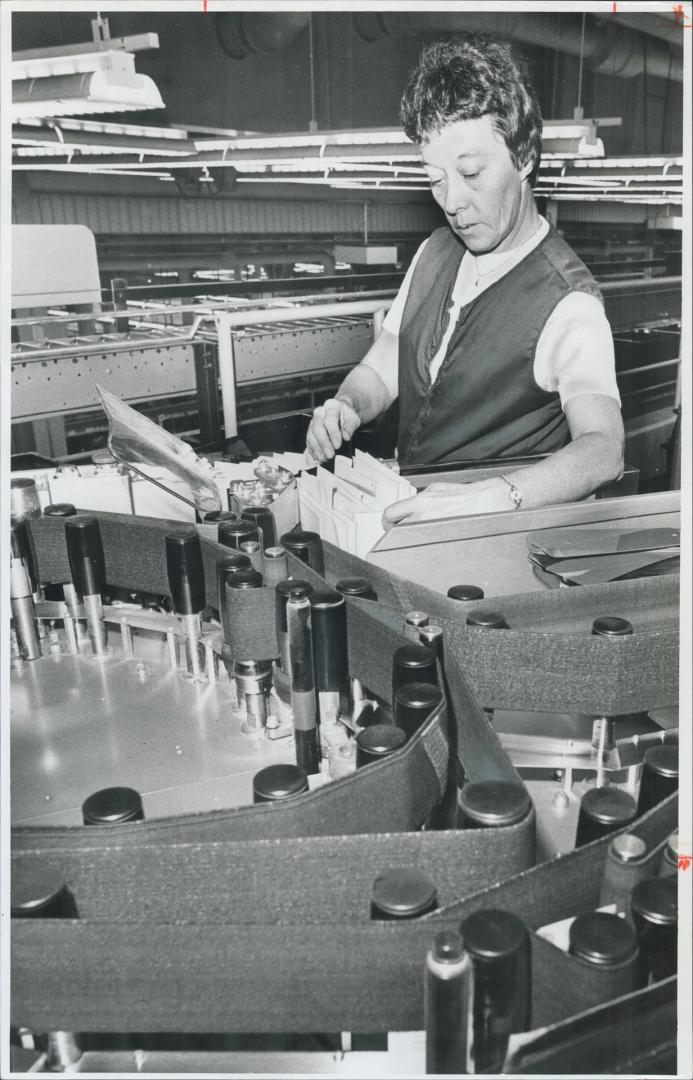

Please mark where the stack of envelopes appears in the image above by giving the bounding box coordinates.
[297,451,416,558]
[526,527,680,587]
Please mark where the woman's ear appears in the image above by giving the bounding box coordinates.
[519,156,535,183]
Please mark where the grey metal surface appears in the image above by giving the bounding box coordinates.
[11,629,296,827]
[602,276,681,332]
[11,317,372,422]
[233,318,372,383]
[13,187,439,236]
[367,492,680,596]
[69,1040,425,1074]
[11,342,196,420]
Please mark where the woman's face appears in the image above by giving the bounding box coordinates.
[421,114,534,254]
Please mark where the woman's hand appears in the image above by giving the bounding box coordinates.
[306,398,362,462]
[382,478,513,529]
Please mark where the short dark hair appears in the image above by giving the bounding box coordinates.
[400,34,542,181]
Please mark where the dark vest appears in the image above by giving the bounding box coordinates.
[397,223,604,466]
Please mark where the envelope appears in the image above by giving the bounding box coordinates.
[526,526,680,560]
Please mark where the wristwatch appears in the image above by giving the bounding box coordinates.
[499,474,523,510]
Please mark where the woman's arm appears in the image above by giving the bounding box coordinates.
[382,394,624,526]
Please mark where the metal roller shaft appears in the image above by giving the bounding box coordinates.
[10,559,41,661]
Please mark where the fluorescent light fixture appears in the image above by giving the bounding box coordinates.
[543,193,681,204]
[195,128,412,152]
[550,156,682,169]
[13,141,190,158]
[235,176,428,187]
[16,116,187,140]
[12,51,164,122]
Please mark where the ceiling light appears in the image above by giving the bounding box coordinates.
[12,125,194,158]
[12,48,164,122]
[16,116,188,141]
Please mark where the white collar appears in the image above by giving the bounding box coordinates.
[472,216,549,277]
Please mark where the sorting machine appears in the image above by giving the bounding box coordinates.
[11,273,682,487]
[8,465,681,1074]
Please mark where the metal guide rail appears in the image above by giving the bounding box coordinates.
[10,292,393,439]
[11,278,681,476]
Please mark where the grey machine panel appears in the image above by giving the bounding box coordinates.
[11,631,296,828]
[11,342,197,420]
[11,318,373,421]
[367,491,680,597]
[232,317,374,383]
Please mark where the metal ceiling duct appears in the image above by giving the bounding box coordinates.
[354,11,683,83]
[215,12,310,60]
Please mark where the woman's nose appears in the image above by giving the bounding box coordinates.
[443,175,470,216]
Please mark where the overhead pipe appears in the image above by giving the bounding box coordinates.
[354,12,683,83]
[215,12,310,60]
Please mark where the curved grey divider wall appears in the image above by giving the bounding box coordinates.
[10,797,675,1035]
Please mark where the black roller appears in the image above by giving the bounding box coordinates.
[460,908,531,1073]
[660,830,679,877]
[575,786,637,847]
[447,584,485,602]
[215,552,252,606]
[280,529,325,575]
[394,681,442,739]
[356,723,406,768]
[636,745,678,816]
[630,877,677,983]
[242,505,276,548]
[262,545,289,585]
[405,610,429,632]
[370,867,438,920]
[599,834,650,913]
[465,610,508,629]
[275,578,313,673]
[457,780,531,829]
[43,503,77,517]
[419,624,444,661]
[425,930,471,1075]
[10,519,40,594]
[218,519,260,550]
[165,528,205,615]
[569,911,639,967]
[220,568,264,661]
[64,515,106,597]
[591,616,633,638]
[252,763,309,803]
[391,643,437,705]
[82,786,144,825]
[10,476,41,520]
[11,864,78,919]
[310,588,348,695]
[335,576,377,601]
[224,568,263,591]
[203,510,238,524]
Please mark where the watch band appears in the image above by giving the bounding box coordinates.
[499,474,523,510]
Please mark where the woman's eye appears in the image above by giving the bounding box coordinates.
[462,172,480,181]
